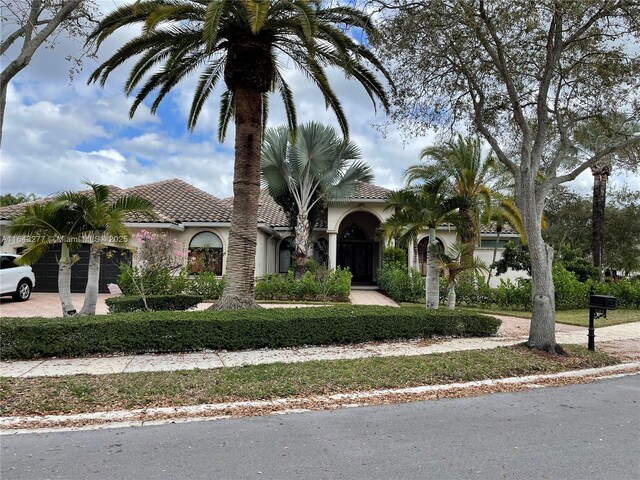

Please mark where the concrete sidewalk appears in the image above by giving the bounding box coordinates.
[2,320,638,378]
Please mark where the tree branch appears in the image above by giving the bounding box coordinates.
[549,135,640,188]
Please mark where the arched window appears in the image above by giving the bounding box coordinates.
[279,237,296,273]
[417,237,444,276]
[340,224,367,241]
[189,232,223,275]
[313,238,329,266]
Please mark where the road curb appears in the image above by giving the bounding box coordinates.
[2,362,639,435]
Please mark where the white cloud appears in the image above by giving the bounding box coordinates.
[2,2,637,205]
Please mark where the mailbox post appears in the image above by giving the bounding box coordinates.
[588,292,617,351]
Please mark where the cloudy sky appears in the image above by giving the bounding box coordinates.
[1,1,637,200]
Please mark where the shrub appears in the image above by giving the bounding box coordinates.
[492,278,532,310]
[187,272,225,300]
[449,274,494,308]
[378,266,425,302]
[255,268,352,302]
[0,306,501,360]
[117,264,189,296]
[553,264,590,310]
[592,278,640,309]
[377,247,425,302]
[105,295,203,313]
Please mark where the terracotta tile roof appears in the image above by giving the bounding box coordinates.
[348,183,392,200]
[257,190,289,227]
[479,222,518,235]
[0,179,231,224]
[122,179,231,223]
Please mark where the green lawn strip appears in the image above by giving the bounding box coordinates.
[401,303,639,327]
[551,309,640,327]
[0,345,617,417]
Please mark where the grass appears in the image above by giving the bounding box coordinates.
[0,345,618,417]
[400,303,639,327]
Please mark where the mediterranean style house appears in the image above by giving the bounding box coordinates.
[0,179,520,293]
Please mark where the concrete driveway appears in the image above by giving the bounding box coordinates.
[0,292,110,318]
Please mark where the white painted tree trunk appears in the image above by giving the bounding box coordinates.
[80,243,101,315]
[425,228,439,309]
[446,285,456,310]
[58,243,76,317]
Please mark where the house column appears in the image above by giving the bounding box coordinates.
[328,232,338,271]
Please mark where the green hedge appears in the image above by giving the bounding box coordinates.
[255,269,352,302]
[446,266,640,310]
[0,306,500,360]
[105,295,204,313]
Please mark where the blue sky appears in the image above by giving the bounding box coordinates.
[1,1,637,200]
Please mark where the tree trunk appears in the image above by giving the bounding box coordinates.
[458,207,477,266]
[294,209,310,279]
[446,284,456,310]
[486,229,501,286]
[80,243,101,315]
[216,87,262,310]
[520,180,560,353]
[58,243,76,317]
[591,163,610,278]
[0,83,6,146]
[425,227,439,309]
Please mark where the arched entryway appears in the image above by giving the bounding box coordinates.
[337,211,380,284]
[417,236,445,276]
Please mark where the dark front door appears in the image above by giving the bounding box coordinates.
[337,242,374,283]
[24,244,130,293]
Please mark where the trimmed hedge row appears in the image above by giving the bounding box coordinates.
[105,295,204,313]
[0,306,500,360]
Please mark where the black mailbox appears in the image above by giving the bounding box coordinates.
[589,295,617,310]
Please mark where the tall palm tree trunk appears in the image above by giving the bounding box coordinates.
[486,229,501,286]
[294,209,311,279]
[591,163,610,277]
[425,228,439,309]
[80,243,102,315]
[458,207,476,266]
[217,87,262,310]
[446,284,456,310]
[58,243,76,316]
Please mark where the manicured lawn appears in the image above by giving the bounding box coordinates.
[457,307,639,328]
[401,303,639,328]
[549,309,639,328]
[0,345,617,417]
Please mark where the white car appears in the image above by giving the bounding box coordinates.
[0,254,36,301]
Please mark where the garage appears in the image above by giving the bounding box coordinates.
[24,244,130,294]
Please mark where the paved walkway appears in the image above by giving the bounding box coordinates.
[349,289,399,307]
[0,293,110,318]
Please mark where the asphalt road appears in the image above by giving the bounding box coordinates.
[2,376,639,480]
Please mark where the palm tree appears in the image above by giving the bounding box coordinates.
[87,0,390,309]
[483,197,525,285]
[58,182,153,315]
[261,122,373,278]
[437,243,488,309]
[10,202,89,316]
[575,114,640,275]
[382,177,467,308]
[411,135,504,265]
